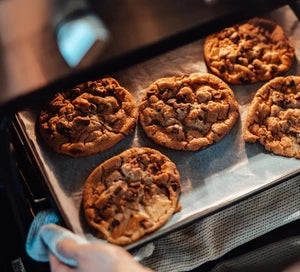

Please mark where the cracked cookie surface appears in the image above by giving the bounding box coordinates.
[244,76,300,159]
[204,18,294,84]
[39,78,138,157]
[83,147,181,245]
[139,73,239,151]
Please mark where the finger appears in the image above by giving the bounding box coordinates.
[49,252,61,270]
[56,239,80,260]
[49,252,75,272]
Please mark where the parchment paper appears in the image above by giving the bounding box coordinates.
[17,5,300,251]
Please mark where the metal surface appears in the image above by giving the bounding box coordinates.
[15,5,300,251]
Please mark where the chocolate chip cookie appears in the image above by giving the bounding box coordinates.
[204,18,295,84]
[244,76,300,159]
[39,78,138,157]
[139,73,239,151]
[83,147,181,245]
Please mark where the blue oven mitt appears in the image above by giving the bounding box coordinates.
[25,209,88,267]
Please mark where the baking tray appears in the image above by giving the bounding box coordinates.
[16,5,300,251]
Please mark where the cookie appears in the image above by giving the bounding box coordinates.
[83,147,181,245]
[204,18,295,84]
[139,73,239,151]
[244,76,300,159]
[39,78,138,157]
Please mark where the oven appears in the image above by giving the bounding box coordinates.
[0,1,299,271]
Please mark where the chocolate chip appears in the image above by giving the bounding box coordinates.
[75,118,90,126]
[114,185,123,196]
[130,181,141,187]
[56,122,73,137]
[101,80,108,87]
[144,186,151,194]
[239,77,250,84]
[151,119,161,126]
[106,88,115,96]
[69,147,84,155]
[95,217,102,223]
[245,34,252,40]
[147,88,156,96]
[88,82,97,89]
[230,33,240,43]
[271,66,278,74]
[90,104,97,112]
[149,165,158,175]
[111,219,120,228]
[126,190,137,201]
[171,183,179,191]
[176,94,187,103]
[220,65,226,73]
[289,79,295,87]
[171,127,179,134]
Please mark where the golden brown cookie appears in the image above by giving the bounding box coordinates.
[204,18,295,84]
[83,147,181,245]
[39,78,138,157]
[139,73,239,151]
[244,76,300,159]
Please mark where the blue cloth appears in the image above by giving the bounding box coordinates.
[25,210,88,267]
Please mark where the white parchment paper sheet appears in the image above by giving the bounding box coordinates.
[18,5,299,251]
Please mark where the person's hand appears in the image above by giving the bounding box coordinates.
[283,261,300,272]
[49,239,153,272]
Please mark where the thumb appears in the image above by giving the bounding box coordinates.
[56,239,80,260]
